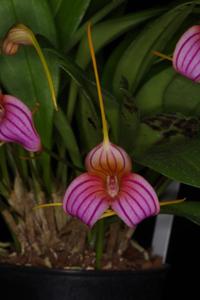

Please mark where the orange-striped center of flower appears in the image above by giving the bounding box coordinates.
[106,175,119,198]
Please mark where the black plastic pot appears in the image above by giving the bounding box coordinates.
[0,264,169,300]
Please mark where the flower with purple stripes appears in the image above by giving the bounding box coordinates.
[0,94,41,152]
[62,23,160,229]
[173,25,200,82]
[63,142,160,228]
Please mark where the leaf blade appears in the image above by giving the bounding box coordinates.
[135,137,200,188]
[49,0,91,47]
[161,201,200,226]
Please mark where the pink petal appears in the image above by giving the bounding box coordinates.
[173,25,200,81]
[0,95,41,151]
[85,142,132,178]
[63,173,109,228]
[111,173,160,228]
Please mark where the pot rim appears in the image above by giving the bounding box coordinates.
[0,262,170,277]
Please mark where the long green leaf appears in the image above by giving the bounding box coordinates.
[49,49,119,141]
[54,110,83,168]
[76,7,166,69]
[49,0,91,47]
[67,8,164,133]
[136,65,200,117]
[135,137,200,188]
[66,0,127,51]
[164,74,200,116]
[75,93,102,154]
[135,67,175,116]
[161,201,200,225]
[113,3,193,96]
[102,34,134,92]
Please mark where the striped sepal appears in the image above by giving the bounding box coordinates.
[0,94,41,151]
[111,174,160,228]
[173,25,200,82]
[85,142,132,178]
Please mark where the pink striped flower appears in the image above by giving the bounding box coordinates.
[173,25,200,82]
[0,94,41,152]
[63,142,160,228]
[62,23,160,229]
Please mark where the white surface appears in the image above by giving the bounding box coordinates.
[152,181,180,262]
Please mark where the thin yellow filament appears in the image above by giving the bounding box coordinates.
[18,25,58,111]
[33,203,62,210]
[152,51,173,62]
[87,22,109,144]
[100,209,116,219]
[160,198,185,207]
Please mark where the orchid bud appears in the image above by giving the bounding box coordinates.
[1,24,32,55]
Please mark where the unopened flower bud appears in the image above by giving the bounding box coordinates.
[1,24,33,56]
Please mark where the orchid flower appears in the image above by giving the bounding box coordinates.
[62,23,160,228]
[173,25,200,82]
[153,25,200,82]
[0,94,41,152]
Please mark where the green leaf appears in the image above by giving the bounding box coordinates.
[132,123,163,156]
[54,110,83,168]
[136,65,200,118]
[164,74,200,116]
[49,0,91,48]
[135,137,200,188]
[117,89,140,152]
[135,67,175,116]
[76,7,166,69]
[113,3,193,96]
[75,93,102,154]
[0,0,57,45]
[86,0,110,16]
[66,0,126,51]
[161,201,200,226]
[0,0,59,190]
[67,8,164,134]
[49,49,120,141]
[48,49,109,152]
[102,34,134,92]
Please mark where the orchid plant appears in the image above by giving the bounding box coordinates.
[0,0,200,269]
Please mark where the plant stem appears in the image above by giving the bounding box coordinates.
[95,219,104,270]
[66,82,78,122]
[29,153,42,202]
[0,147,10,189]
[7,145,29,187]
